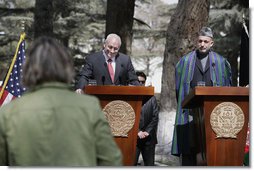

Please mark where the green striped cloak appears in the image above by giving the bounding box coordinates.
[171,50,232,156]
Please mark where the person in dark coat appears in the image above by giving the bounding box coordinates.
[134,71,159,166]
[75,33,139,94]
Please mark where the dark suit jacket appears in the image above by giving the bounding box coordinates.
[75,51,139,89]
[190,56,213,88]
[137,96,159,146]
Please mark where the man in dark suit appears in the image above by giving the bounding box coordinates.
[135,71,159,166]
[75,33,139,94]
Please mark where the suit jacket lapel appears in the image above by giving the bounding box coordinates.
[196,57,204,73]
[99,52,111,82]
[203,57,210,73]
[114,54,121,82]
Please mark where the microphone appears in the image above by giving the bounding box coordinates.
[102,76,105,85]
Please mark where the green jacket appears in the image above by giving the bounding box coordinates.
[0,82,122,166]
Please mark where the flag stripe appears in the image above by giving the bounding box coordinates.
[0,87,15,106]
[0,33,26,107]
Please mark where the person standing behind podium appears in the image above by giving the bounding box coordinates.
[171,27,232,166]
[134,71,159,166]
[75,33,139,94]
[0,36,122,166]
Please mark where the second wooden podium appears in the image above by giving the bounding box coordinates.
[85,85,154,166]
[182,86,249,166]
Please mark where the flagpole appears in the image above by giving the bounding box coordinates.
[0,32,26,100]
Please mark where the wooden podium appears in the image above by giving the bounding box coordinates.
[84,85,154,166]
[182,87,249,166]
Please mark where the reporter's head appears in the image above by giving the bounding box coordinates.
[22,36,75,88]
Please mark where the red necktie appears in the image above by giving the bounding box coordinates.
[107,59,114,83]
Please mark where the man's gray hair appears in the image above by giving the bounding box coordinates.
[105,33,122,46]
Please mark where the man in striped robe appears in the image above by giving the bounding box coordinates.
[171,27,232,165]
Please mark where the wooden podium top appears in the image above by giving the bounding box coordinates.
[84,85,154,96]
[182,86,249,108]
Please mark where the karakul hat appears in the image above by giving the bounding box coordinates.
[198,27,213,38]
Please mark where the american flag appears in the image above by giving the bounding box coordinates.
[0,33,26,106]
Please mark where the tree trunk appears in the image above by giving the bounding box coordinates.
[105,0,135,55]
[156,0,210,165]
[34,0,54,38]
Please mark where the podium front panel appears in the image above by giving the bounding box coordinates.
[182,87,249,166]
[84,86,154,165]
